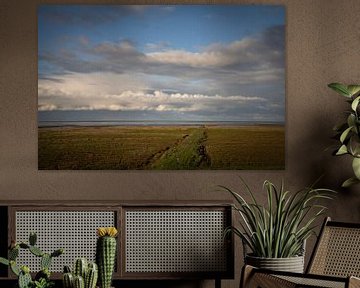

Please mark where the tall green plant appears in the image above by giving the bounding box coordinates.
[221,179,334,258]
[328,83,360,187]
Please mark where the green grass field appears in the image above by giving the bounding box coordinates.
[38,125,284,170]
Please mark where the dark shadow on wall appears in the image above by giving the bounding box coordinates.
[292,104,360,223]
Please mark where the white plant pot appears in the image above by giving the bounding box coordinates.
[245,254,305,273]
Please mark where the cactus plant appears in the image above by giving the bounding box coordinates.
[96,227,118,288]
[0,232,63,288]
[62,259,98,288]
[85,262,98,288]
[74,275,85,288]
[74,258,88,279]
[63,273,74,288]
[41,253,52,270]
[19,267,32,288]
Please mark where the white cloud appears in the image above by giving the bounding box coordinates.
[38,73,265,113]
[146,38,258,68]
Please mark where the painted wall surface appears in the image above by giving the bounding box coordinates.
[1,0,360,287]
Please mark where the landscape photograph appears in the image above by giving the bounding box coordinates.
[38,5,285,170]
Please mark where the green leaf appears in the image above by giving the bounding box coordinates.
[352,96,360,111]
[347,85,360,97]
[336,144,348,155]
[222,179,335,258]
[340,126,353,143]
[10,261,20,276]
[352,157,360,179]
[347,114,356,128]
[0,257,9,266]
[342,177,360,188]
[350,136,360,156]
[328,83,351,97]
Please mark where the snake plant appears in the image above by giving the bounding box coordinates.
[221,179,335,258]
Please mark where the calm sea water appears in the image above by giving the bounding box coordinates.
[38,120,281,127]
[38,110,283,127]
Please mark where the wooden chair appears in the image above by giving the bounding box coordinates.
[241,217,360,288]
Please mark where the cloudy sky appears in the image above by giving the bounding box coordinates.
[38,5,285,123]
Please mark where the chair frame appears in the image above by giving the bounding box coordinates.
[241,217,360,288]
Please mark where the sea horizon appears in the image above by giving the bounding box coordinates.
[38,119,284,128]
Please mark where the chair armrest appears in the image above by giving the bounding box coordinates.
[349,276,360,288]
[240,265,296,288]
[240,265,349,288]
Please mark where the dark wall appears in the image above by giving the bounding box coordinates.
[1,0,360,287]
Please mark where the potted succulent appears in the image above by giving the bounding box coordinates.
[221,179,334,273]
[328,82,360,187]
[0,232,63,288]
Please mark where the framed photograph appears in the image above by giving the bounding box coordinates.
[38,4,285,170]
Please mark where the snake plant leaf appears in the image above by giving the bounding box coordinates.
[336,144,348,155]
[347,85,360,97]
[340,127,353,143]
[328,83,351,97]
[351,96,360,111]
[342,177,360,188]
[352,157,360,179]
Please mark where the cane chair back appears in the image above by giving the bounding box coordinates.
[307,217,360,278]
[241,218,360,288]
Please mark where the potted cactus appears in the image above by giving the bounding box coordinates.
[0,232,63,288]
[62,258,98,288]
[96,227,118,288]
